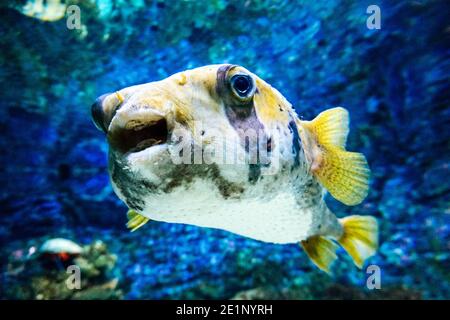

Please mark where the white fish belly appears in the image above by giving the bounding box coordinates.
[139,179,316,244]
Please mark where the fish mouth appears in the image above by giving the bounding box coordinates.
[108,117,169,154]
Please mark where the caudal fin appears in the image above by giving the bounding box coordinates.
[337,215,378,268]
[301,236,339,274]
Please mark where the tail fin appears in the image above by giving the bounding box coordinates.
[337,215,378,268]
[301,236,339,274]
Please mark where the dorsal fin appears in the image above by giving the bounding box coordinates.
[299,107,370,206]
[126,210,150,232]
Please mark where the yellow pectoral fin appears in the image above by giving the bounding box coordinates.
[126,210,150,232]
[314,147,370,205]
[300,107,370,206]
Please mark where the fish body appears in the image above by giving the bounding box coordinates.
[92,64,378,272]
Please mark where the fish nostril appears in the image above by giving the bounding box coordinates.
[91,94,111,133]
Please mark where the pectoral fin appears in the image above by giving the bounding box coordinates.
[301,236,339,274]
[299,107,370,205]
[126,210,150,232]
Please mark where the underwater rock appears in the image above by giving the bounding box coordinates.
[419,161,450,198]
[379,177,415,222]
[231,286,314,300]
[231,284,422,300]
[322,284,422,300]
[71,278,120,300]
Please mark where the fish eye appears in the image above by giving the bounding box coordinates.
[230,74,255,99]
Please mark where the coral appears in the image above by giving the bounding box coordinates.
[2,238,122,300]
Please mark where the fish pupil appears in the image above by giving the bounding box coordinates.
[231,75,252,95]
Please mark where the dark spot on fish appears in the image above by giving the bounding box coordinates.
[162,163,244,199]
[216,64,236,97]
[210,165,245,198]
[297,178,322,207]
[109,153,153,211]
[266,137,272,153]
[141,179,158,191]
[248,164,261,184]
[223,99,271,167]
[288,118,301,168]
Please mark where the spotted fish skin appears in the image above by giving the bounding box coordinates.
[92,64,378,272]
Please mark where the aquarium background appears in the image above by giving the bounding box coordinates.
[0,0,449,299]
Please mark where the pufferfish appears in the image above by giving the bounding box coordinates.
[91,64,378,273]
